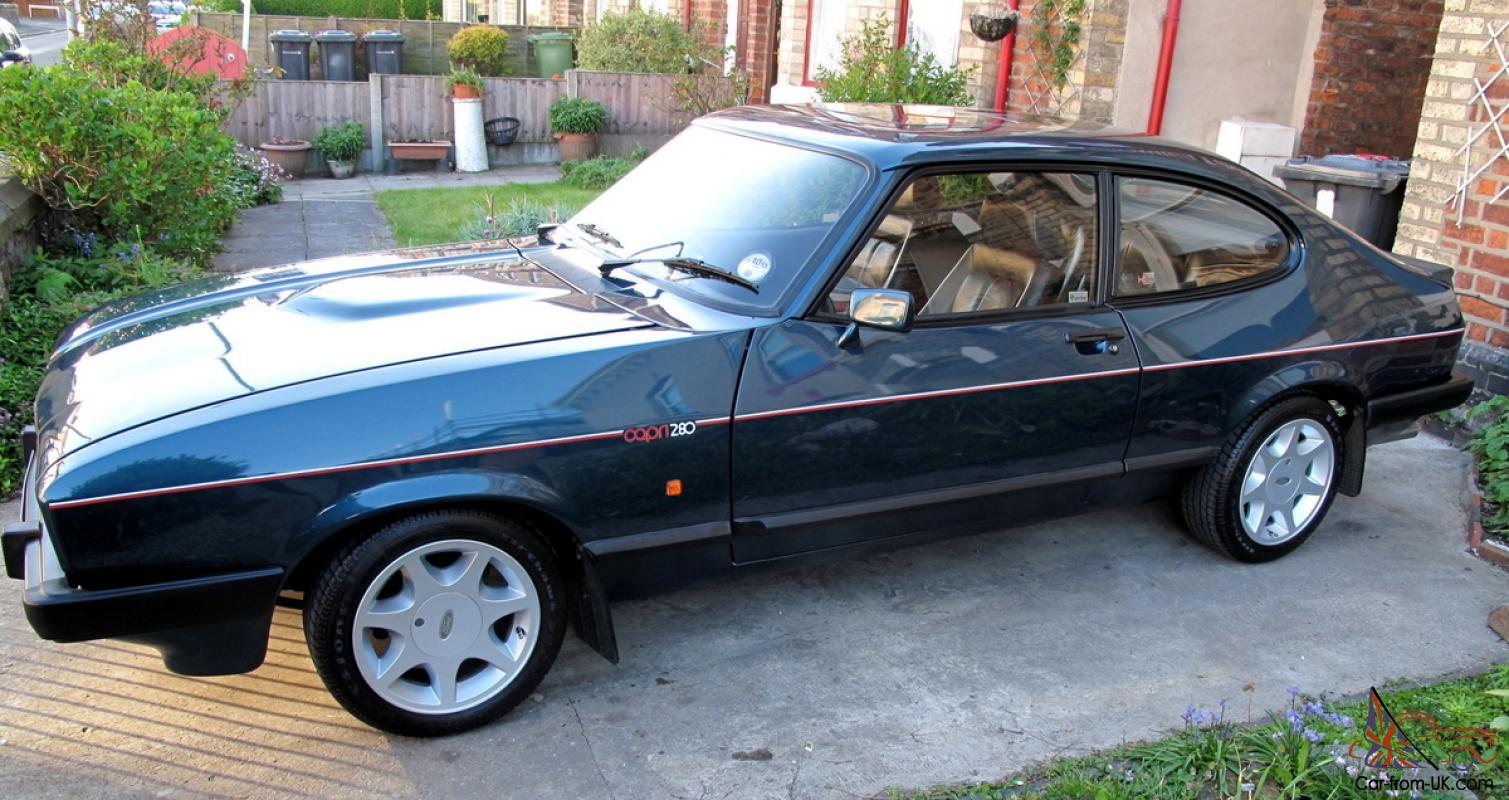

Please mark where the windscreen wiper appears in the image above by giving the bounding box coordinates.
[599,256,759,293]
[575,223,622,249]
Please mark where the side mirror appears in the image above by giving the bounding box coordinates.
[0,51,23,64]
[839,288,912,347]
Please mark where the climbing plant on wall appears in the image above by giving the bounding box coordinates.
[1030,0,1086,91]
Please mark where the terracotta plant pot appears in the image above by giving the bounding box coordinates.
[328,159,356,179]
[260,139,312,179]
[557,132,597,163]
[388,141,452,161]
[451,84,481,100]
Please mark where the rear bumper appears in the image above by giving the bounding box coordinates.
[1367,371,1474,432]
[4,439,283,676]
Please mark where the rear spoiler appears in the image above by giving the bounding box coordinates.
[1395,254,1455,288]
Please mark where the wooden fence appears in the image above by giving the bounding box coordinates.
[223,70,705,172]
[187,11,574,78]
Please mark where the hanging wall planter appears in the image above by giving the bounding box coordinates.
[969,4,1020,42]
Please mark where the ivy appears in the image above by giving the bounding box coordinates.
[1030,0,1086,91]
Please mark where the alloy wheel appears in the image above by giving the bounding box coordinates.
[352,539,541,715]
[1237,419,1335,544]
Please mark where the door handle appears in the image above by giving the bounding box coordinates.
[1064,328,1126,345]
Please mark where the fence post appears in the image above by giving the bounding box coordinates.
[565,68,578,99]
[368,72,386,173]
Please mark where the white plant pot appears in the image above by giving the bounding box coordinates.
[328,159,356,179]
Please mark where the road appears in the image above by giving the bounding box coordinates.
[16,16,66,67]
[0,436,1504,798]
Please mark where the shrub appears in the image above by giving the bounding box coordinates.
[577,9,700,74]
[815,16,975,105]
[549,96,608,135]
[314,121,367,162]
[227,144,286,207]
[0,246,200,496]
[0,64,241,263]
[559,148,649,190]
[447,25,510,76]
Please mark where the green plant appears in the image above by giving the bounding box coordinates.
[313,121,367,163]
[227,144,286,207]
[446,69,484,93]
[0,245,201,496]
[814,16,975,106]
[0,61,240,263]
[549,96,609,135]
[457,194,585,242]
[1031,0,1087,90]
[577,9,701,74]
[558,148,648,190]
[1468,395,1509,537]
[446,25,510,76]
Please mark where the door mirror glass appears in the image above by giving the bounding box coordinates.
[1,51,23,63]
[850,288,913,331]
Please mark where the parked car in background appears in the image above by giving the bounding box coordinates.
[0,19,31,67]
[5,104,1469,737]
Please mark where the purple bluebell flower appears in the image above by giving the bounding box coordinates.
[1287,685,1301,697]
[1303,728,1324,743]
[1303,700,1325,716]
[1286,708,1304,732]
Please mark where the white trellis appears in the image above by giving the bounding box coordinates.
[1452,20,1509,223]
[1015,5,1081,117]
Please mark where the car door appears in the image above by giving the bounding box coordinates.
[729,168,1141,562]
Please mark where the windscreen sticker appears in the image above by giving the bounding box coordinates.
[737,252,773,283]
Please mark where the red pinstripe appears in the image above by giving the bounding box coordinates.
[44,327,1462,510]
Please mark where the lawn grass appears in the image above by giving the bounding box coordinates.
[374,181,602,247]
[891,664,1509,799]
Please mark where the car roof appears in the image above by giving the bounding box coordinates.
[695,103,1253,184]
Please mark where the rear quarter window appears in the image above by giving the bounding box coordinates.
[1115,177,1290,297]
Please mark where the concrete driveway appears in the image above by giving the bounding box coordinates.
[0,435,1504,799]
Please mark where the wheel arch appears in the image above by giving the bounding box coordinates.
[283,472,619,663]
[1227,365,1367,497]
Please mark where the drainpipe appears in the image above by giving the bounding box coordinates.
[685,0,695,30]
[993,0,1021,112]
[897,0,910,47]
[1145,0,1183,136]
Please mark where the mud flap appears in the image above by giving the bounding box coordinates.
[572,548,619,664]
[1338,412,1366,497]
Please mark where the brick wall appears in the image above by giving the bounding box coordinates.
[1299,0,1444,158]
[1394,0,1509,394]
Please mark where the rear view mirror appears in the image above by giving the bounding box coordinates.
[850,288,913,331]
[838,288,913,347]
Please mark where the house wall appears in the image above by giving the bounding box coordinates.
[1394,1,1509,394]
[1112,0,1324,150]
[1298,0,1445,158]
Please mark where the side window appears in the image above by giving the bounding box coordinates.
[1115,177,1290,297]
[824,171,1098,319]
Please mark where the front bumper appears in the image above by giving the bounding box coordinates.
[4,433,284,676]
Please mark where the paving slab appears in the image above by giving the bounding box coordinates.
[0,435,1504,799]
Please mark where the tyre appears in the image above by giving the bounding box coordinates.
[305,510,567,736]
[1180,395,1343,563]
